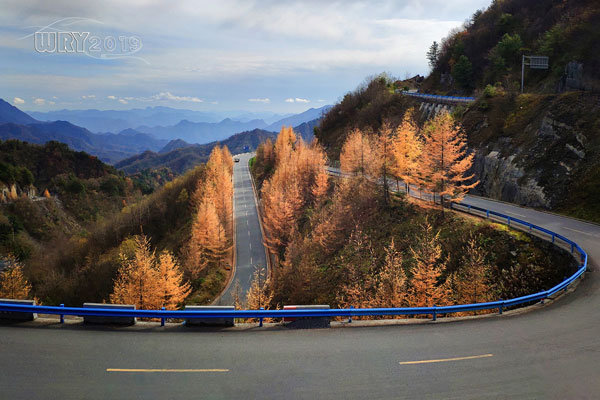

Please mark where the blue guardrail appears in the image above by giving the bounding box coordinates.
[0,200,587,322]
[402,92,476,103]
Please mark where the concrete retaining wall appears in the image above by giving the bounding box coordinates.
[82,303,136,325]
[283,305,330,329]
[0,299,36,321]
[185,306,235,327]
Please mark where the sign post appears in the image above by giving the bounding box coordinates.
[521,55,549,93]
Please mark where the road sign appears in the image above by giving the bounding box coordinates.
[522,55,549,93]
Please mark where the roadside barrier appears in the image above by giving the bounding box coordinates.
[0,186,587,325]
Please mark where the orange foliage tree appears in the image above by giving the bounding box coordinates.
[246,266,273,310]
[187,198,230,279]
[407,222,451,308]
[110,235,191,310]
[340,128,380,177]
[261,127,328,260]
[373,239,406,308]
[156,251,192,310]
[0,259,32,299]
[454,237,492,307]
[392,112,421,194]
[418,112,478,212]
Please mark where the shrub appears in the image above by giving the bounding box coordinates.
[452,55,474,90]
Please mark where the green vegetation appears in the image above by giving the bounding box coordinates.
[422,0,600,94]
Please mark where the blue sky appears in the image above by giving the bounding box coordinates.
[0,0,492,113]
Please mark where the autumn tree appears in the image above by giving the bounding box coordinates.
[373,239,406,308]
[340,128,381,177]
[156,251,191,310]
[0,259,31,299]
[407,222,450,308]
[246,267,273,310]
[205,146,233,235]
[274,126,296,166]
[454,237,492,307]
[376,122,396,204]
[111,235,191,310]
[418,112,478,213]
[392,112,421,194]
[43,188,51,198]
[311,171,329,206]
[110,235,161,310]
[187,199,230,280]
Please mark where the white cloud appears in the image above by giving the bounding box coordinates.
[284,98,294,103]
[317,99,326,102]
[33,98,45,105]
[81,95,96,99]
[248,98,270,103]
[48,101,56,105]
[118,99,128,104]
[13,97,25,105]
[151,92,202,103]
[295,98,309,103]
[107,95,117,100]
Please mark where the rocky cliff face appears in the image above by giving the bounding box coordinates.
[463,92,596,211]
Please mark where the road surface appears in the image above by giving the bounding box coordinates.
[218,152,267,305]
[1,171,600,398]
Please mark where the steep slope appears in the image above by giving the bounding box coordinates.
[423,0,600,94]
[0,99,38,124]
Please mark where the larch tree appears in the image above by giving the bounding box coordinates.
[419,112,478,213]
[110,235,161,310]
[0,259,31,300]
[340,128,380,177]
[407,222,451,308]
[246,267,273,310]
[454,238,492,308]
[187,199,229,279]
[377,122,395,204]
[374,239,406,308]
[205,146,233,235]
[392,112,421,195]
[311,171,329,206]
[156,251,191,310]
[274,126,296,166]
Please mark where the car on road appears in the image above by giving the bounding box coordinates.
[234,158,240,162]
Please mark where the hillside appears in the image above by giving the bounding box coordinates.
[0,99,38,125]
[0,140,150,260]
[423,0,600,94]
[315,0,600,223]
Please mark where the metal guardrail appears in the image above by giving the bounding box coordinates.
[402,92,475,103]
[0,199,587,323]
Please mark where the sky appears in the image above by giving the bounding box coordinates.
[0,0,492,113]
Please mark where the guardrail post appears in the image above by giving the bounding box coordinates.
[498,300,503,315]
[571,243,575,254]
[507,216,511,227]
[349,306,353,323]
[432,306,437,321]
[161,307,165,326]
[259,307,264,327]
[468,205,471,212]
[486,210,489,219]
[60,304,64,324]
[552,234,555,243]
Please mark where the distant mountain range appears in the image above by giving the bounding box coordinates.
[115,117,322,174]
[133,105,331,144]
[28,106,297,135]
[0,98,328,166]
[115,128,277,174]
[0,99,167,163]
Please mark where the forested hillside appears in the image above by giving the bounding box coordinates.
[250,127,575,311]
[315,0,600,222]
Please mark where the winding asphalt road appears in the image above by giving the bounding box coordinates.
[1,166,599,398]
[218,152,267,305]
